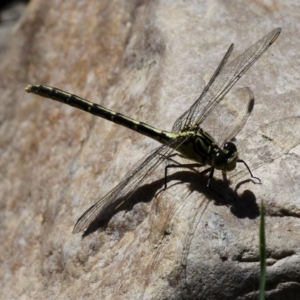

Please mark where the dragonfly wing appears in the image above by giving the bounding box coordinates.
[172,43,233,132]
[73,137,188,233]
[172,28,281,133]
[199,87,255,146]
[223,87,255,143]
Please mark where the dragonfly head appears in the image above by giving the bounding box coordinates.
[212,142,238,171]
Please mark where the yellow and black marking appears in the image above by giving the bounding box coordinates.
[25,84,173,145]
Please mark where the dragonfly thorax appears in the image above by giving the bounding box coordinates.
[176,128,238,172]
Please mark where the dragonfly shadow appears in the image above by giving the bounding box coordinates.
[82,176,167,237]
[82,169,260,237]
[231,178,261,218]
[170,169,260,220]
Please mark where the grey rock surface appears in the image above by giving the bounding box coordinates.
[0,1,300,299]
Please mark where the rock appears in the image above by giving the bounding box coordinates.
[1,1,300,299]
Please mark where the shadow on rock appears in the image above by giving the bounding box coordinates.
[82,167,260,237]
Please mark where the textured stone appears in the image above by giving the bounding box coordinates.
[1,1,300,299]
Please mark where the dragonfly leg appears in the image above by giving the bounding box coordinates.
[206,167,215,187]
[237,159,261,183]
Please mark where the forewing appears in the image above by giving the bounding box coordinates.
[172,44,233,133]
[172,28,281,133]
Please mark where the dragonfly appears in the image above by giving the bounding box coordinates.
[25,28,281,234]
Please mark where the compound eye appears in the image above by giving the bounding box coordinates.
[213,150,225,169]
[224,142,237,153]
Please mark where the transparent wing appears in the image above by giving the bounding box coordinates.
[172,43,233,132]
[199,86,255,146]
[223,88,255,143]
[172,28,281,133]
[73,136,188,233]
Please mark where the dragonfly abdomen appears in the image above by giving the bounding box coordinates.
[25,84,173,144]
